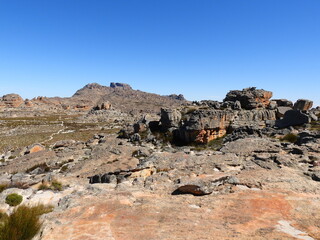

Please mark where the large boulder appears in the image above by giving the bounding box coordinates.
[275,110,310,128]
[293,99,313,111]
[224,87,273,110]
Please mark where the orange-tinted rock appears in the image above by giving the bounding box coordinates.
[74,104,91,111]
[25,144,45,154]
[293,99,313,111]
[39,190,320,240]
[93,101,112,110]
[24,99,33,107]
[29,145,45,153]
[195,128,227,143]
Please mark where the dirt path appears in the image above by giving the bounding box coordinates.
[41,121,65,144]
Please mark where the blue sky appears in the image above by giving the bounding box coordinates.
[0,0,319,106]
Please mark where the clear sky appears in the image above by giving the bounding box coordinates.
[0,0,319,106]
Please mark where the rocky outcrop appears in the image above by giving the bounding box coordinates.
[0,94,24,108]
[275,110,310,128]
[92,101,112,110]
[24,144,45,155]
[293,99,313,111]
[273,99,293,107]
[160,108,182,130]
[110,82,132,90]
[276,106,292,118]
[167,94,186,101]
[175,109,277,144]
[224,87,273,110]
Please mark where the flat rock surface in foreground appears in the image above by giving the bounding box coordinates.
[39,186,320,240]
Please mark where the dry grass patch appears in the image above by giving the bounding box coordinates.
[0,204,53,240]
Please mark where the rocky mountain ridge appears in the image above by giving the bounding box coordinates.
[0,82,188,116]
[0,85,319,240]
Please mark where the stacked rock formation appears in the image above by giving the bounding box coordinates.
[224,87,273,110]
[0,94,24,108]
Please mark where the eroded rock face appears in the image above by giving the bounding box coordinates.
[0,94,24,108]
[224,87,273,110]
[177,109,276,144]
[293,99,313,111]
[178,109,234,143]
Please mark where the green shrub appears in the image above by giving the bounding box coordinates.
[51,180,63,191]
[0,184,8,193]
[5,193,23,207]
[0,204,53,240]
[280,133,298,143]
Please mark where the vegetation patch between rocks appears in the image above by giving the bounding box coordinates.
[5,193,23,207]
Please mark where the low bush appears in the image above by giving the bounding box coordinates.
[5,193,23,207]
[38,180,63,192]
[50,180,63,191]
[280,133,298,143]
[0,204,53,240]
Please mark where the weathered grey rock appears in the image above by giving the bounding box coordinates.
[224,87,273,110]
[293,99,313,111]
[273,99,293,107]
[268,101,277,110]
[172,176,231,196]
[130,133,141,142]
[309,112,318,121]
[297,131,320,145]
[52,140,76,149]
[233,100,242,110]
[311,172,320,181]
[223,126,263,143]
[160,108,181,130]
[277,106,292,118]
[275,110,310,128]
[221,138,282,155]
[167,94,185,101]
[172,184,212,196]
